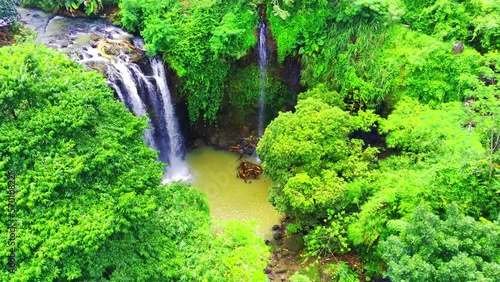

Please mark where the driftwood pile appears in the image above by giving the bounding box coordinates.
[237,160,263,182]
[227,138,263,182]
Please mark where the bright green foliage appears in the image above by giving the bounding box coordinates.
[467,51,500,180]
[194,221,269,282]
[260,0,499,280]
[257,96,378,223]
[297,83,345,109]
[266,0,402,110]
[331,0,395,23]
[402,0,500,52]
[0,43,170,280]
[380,98,482,154]
[304,211,353,257]
[0,44,268,281]
[267,0,398,62]
[300,23,489,110]
[119,0,258,123]
[371,26,488,106]
[210,11,256,59]
[348,99,498,254]
[269,1,494,111]
[267,0,334,62]
[381,204,500,282]
[300,21,390,109]
[380,99,497,218]
[331,262,360,282]
[290,273,312,282]
[225,64,289,124]
[258,1,500,280]
[21,0,113,15]
[65,0,102,15]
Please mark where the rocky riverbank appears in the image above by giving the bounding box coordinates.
[265,223,306,281]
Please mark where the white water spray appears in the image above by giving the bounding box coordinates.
[151,57,191,182]
[257,21,267,138]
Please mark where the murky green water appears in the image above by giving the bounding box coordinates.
[186,145,282,240]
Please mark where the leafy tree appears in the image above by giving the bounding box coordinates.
[257,95,378,224]
[304,210,353,257]
[0,43,268,281]
[347,99,498,278]
[267,0,334,62]
[0,43,168,280]
[193,221,269,282]
[268,0,494,112]
[402,0,500,52]
[380,98,483,155]
[467,51,500,180]
[381,204,500,282]
[21,0,113,15]
[259,1,499,279]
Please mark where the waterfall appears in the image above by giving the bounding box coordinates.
[108,56,190,181]
[150,57,190,182]
[257,21,268,138]
[18,9,191,181]
[108,62,157,151]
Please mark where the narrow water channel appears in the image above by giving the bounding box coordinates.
[186,146,282,240]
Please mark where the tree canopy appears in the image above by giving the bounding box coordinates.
[3,0,500,280]
[257,0,499,279]
[0,43,268,281]
[119,0,259,123]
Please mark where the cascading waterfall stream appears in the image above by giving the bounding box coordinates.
[107,51,190,181]
[257,21,268,138]
[21,9,194,182]
[151,57,190,182]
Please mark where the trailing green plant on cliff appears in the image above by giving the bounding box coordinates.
[21,0,116,15]
[381,204,500,281]
[225,64,289,124]
[402,0,500,52]
[119,0,259,123]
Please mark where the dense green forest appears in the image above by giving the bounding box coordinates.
[1,0,500,281]
[0,44,268,281]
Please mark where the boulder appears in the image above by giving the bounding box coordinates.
[273,232,283,241]
[284,234,304,252]
[453,41,464,54]
[83,60,109,76]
